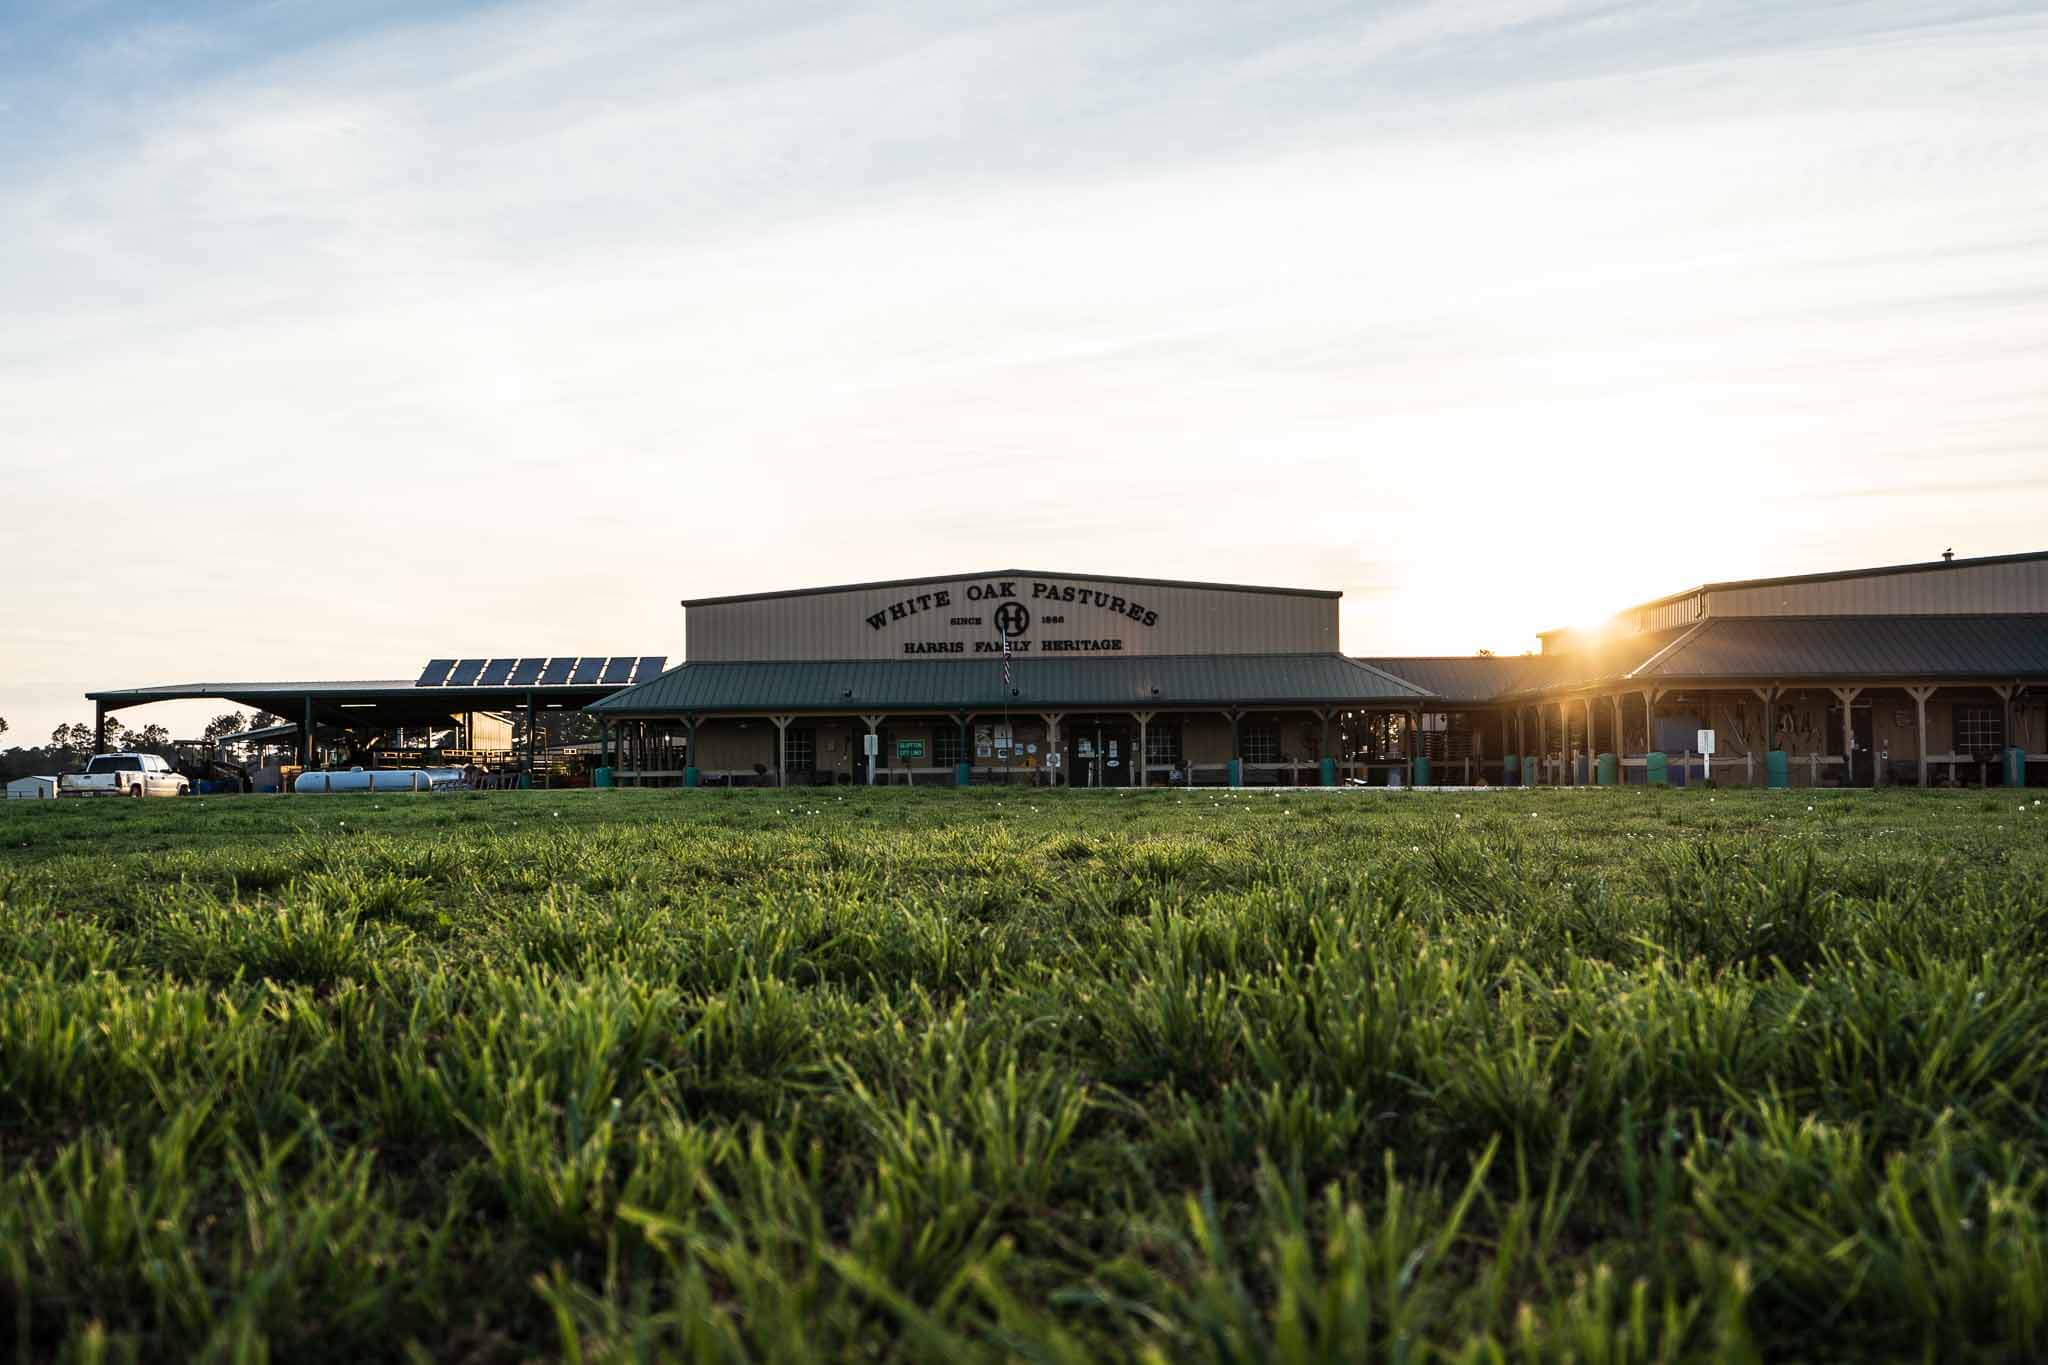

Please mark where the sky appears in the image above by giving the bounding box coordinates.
[4,0,2046,744]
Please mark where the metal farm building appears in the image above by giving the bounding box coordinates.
[86,549,2048,789]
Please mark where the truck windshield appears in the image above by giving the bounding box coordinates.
[86,756,143,773]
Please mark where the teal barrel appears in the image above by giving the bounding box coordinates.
[1524,755,1539,787]
[1596,752,1618,786]
[593,767,614,788]
[1645,751,1669,787]
[1319,756,1337,787]
[1227,759,1243,788]
[1765,750,1789,789]
[955,762,972,787]
[2005,746,2027,788]
[684,766,700,788]
[1503,754,1519,784]
[1413,755,1432,787]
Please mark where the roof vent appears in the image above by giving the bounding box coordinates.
[1942,548,1954,562]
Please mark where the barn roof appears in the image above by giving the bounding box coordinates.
[590,653,1427,715]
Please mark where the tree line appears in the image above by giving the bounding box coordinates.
[0,711,280,782]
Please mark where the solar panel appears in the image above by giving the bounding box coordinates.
[600,656,635,684]
[480,658,516,686]
[568,657,603,685]
[447,658,486,686]
[539,658,573,685]
[508,657,546,686]
[635,656,667,681]
[415,658,456,687]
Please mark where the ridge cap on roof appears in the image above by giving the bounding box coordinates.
[1591,548,2048,623]
[679,569,1342,607]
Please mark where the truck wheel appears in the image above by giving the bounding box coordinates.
[129,784,143,798]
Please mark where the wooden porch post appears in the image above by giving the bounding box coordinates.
[1535,707,1547,784]
[771,714,792,788]
[861,714,885,785]
[1132,711,1154,787]
[1751,684,1781,761]
[1906,685,1935,787]
[1039,713,1064,786]
[1830,686,1864,787]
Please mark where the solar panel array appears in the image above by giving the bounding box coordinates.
[414,656,664,688]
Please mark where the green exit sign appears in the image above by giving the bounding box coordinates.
[896,740,926,759]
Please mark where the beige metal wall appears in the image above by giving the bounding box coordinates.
[1707,559,2048,618]
[1627,594,1704,636]
[685,573,1339,661]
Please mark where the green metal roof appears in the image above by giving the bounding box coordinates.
[84,679,634,727]
[589,653,1428,716]
[1356,656,1570,704]
[1630,614,2048,680]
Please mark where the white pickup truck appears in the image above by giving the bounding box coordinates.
[58,753,190,798]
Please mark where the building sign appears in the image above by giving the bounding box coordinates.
[897,739,925,760]
[866,576,1163,655]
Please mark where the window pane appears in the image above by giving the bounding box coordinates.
[783,728,816,771]
[1242,723,1279,764]
[1144,725,1181,765]
[1954,705,2003,755]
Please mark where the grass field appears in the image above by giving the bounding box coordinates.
[2,787,2046,1363]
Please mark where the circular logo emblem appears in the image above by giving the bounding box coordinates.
[994,602,1031,637]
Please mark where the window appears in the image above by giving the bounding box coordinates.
[1954,705,2003,756]
[782,728,816,772]
[1144,724,1181,766]
[934,729,963,766]
[87,756,142,773]
[1241,721,1280,764]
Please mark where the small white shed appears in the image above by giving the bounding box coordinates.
[6,775,58,800]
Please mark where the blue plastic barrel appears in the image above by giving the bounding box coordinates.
[1413,755,1432,787]
[2005,746,2027,788]
[1596,752,1618,786]
[1645,752,1669,787]
[1319,757,1337,786]
[1765,750,1789,789]
[956,762,972,787]
[1227,759,1243,788]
